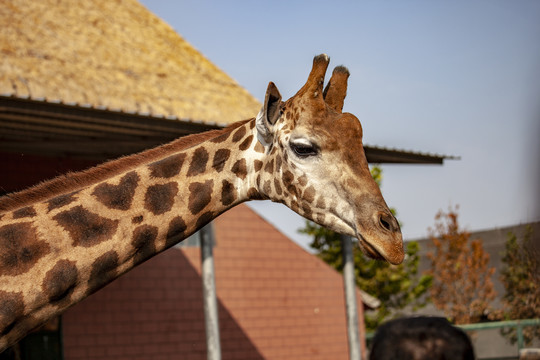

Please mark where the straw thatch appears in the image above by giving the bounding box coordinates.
[0,0,261,125]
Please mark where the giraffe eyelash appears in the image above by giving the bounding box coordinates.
[289,139,319,158]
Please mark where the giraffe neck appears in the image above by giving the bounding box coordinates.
[0,118,265,351]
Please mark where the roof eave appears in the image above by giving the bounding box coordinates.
[0,95,457,165]
[365,144,458,165]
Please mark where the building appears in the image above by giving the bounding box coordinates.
[0,1,449,358]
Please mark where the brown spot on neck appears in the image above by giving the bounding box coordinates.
[231,159,247,180]
[239,135,254,151]
[53,206,119,248]
[301,204,312,218]
[232,125,247,142]
[144,183,178,215]
[212,149,231,172]
[275,155,282,171]
[132,215,144,224]
[247,187,265,200]
[254,141,265,153]
[131,225,158,265]
[220,180,237,206]
[188,180,214,215]
[148,153,186,179]
[187,147,209,177]
[274,179,283,196]
[298,174,308,187]
[92,171,139,210]
[87,251,119,295]
[0,291,25,336]
[282,170,295,189]
[263,180,272,195]
[0,223,50,276]
[46,191,79,212]
[264,159,274,173]
[303,186,316,204]
[282,170,298,197]
[12,206,36,219]
[316,196,326,209]
[166,216,187,248]
[42,260,78,303]
[195,211,214,230]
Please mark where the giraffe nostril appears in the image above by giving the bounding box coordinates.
[379,213,395,232]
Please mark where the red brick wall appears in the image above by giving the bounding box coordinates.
[62,204,366,359]
[62,249,208,359]
[212,205,366,359]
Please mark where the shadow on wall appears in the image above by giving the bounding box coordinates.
[62,247,264,360]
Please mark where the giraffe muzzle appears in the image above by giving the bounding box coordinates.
[355,210,404,265]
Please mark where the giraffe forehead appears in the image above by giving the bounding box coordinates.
[284,111,364,154]
[280,97,362,140]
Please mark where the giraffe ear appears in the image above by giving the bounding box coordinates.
[256,82,282,146]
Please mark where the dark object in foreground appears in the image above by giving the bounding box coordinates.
[370,316,475,360]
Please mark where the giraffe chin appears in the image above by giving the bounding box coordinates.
[356,233,386,261]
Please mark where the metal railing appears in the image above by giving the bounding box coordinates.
[457,319,540,360]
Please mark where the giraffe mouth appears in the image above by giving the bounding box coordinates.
[356,230,405,265]
[356,233,385,261]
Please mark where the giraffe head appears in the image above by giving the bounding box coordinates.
[255,54,404,264]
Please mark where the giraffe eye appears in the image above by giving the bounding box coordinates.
[290,141,319,158]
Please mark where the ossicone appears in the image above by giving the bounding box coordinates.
[323,66,350,112]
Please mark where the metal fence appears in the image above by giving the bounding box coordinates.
[457,319,540,360]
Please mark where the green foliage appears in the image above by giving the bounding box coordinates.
[358,241,433,330]
[302,220,344,270]
[299,165,432,331]
[370,166,383,187]
[499,226,540,344]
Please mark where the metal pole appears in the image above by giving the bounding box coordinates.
[200,223,221,360]
[517,322,524,351]
[342,234,362,360]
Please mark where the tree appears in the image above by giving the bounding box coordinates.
[300,166,432,331]
[425,206,497,324]
[499,226,540,344]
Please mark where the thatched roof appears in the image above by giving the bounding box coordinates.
[0,0,261,125]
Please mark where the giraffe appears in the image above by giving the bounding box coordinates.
[0,54,403,351]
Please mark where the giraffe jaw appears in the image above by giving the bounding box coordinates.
[311,210,403,265]
[319,210,404,265]
[355,229,404,265]
[319,213,403,264]
[356,233,385,261]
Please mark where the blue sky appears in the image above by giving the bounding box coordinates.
[140,0,540,249]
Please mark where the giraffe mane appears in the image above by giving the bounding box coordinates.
[0,119,252,213]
